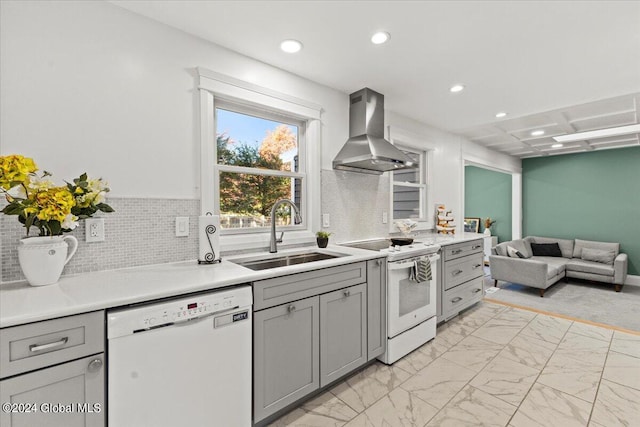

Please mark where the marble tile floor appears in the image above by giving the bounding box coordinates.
[268,301,640,427]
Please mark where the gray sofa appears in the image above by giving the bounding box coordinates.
[489,236,628,297]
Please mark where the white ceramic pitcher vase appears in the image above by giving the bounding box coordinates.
[17,236,78,286]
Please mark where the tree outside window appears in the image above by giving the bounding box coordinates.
[215,107,304,230]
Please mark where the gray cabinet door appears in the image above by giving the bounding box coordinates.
[0,354,105,427]
[319,283,367,387]
[253,296,319,423]
[367,259,387,360]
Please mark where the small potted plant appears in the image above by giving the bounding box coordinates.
[484,217,496,235]
[316,231,332,248]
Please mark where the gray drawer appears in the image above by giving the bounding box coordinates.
[443,239,484,261]
[442,277,484,319]
[0,311,104,379]
[444,253,484,290]
[253,262,367,311]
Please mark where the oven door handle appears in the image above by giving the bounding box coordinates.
[388,261,415,270]
[388,256,435,270]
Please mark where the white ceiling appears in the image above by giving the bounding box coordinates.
[458,93,640,158]
[111,0,640,157]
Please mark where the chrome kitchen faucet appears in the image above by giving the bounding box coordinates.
[269,199,302,253]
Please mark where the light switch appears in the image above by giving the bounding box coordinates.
[322,213,330,228]
[175,217,189,237]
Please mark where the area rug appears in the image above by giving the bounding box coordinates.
[484,278,640,332]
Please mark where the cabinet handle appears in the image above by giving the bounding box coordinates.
[472,245,482,249]
[29,337,68,353]
[451,249,462,255]
[287,305,296,313]
[473,264,482,269]
[452,269,463,276]
[343,290,351,297]
[88,358,103,372]
[376,259,382,266]
[473,288,482,293]
[451,297,463,303]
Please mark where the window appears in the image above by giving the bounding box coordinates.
[214,101,305,232]
[390,145,431,228]
[198,68,322,243]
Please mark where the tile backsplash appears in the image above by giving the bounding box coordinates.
[2,171,391,283]
[321,169,390,243]
[1,198,200,283]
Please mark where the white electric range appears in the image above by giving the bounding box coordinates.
[341,239,440,364]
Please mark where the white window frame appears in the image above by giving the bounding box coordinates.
[198,68,322,250]
[387,126,434,232]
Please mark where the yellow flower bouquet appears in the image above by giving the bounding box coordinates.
[1,155,114,236]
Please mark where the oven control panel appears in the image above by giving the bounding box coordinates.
[384,243,441,261]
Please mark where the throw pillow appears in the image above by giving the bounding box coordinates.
[530,242,563,257]
[581,247,616,265]
[507,246,526,258]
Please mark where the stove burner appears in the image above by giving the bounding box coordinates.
[341,239,390,251]
[340,238,440,261]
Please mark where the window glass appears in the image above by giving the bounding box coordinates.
[215,106,304,231]
[219,172,302,228]
[392,151,420,184]
[391,146,427,222]
[393,185,421,220]
[216,108,298,172]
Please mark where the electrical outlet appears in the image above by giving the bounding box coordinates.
[85,218,105,242]
[322,213,330,228]
[382,211,388,224]
[175,217,189,237]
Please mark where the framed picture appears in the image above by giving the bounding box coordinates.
[464,217,480,233]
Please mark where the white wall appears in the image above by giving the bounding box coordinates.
[1,1,520,239]
[0,0,348,199]
[384,112,521,225]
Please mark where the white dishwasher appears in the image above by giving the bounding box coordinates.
[107,285,252,427]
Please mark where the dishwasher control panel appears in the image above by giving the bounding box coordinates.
[107,285,252,339]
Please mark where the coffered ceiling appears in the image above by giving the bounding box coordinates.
[110,1,640,158]
[457,93,640,158]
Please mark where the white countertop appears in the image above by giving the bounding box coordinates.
[0,245,384,328]
[416,232,488,245]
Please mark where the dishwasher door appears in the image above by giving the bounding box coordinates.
[107,286,252,427]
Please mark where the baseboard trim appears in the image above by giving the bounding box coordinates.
[484,298,640,336]
[625,275,640,287]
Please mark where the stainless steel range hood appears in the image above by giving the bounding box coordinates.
[332,88,417,175]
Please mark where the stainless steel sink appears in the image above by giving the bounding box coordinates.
[233,251,346,271]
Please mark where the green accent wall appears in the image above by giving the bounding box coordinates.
[523,146,640,276]
[465,166,512,243]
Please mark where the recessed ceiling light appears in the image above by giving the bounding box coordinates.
[530,130,545,137]
[280,39,302,53]
[371,31,390,44]
[450,84,465,93]
[551,143,563,148]
[495,112,507,118]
